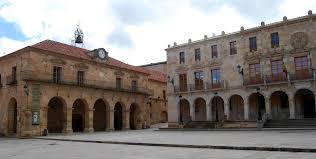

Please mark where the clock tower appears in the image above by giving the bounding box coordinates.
[87,48,109,63]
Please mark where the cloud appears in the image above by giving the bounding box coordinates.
[107,26,134,49]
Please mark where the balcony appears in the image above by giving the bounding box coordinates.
[206,81,225,90]
[243,76,264,86]
[290,70,314,81]
[173,85,188,93]
[189,84,205,91]
[173,81,225,93]
[265,73,288,84]
[6,75,17,85]
[20,71,151,95]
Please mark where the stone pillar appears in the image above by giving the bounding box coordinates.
[107,109,114,131]
[124,110,130,130]
[244,100,249,120]
[40,106,48,132]
[63,108,73,134]
[190,105,195,121]
[289,98,295,119]
[265,97,271,119]
[84,109,94,133]
[20,109,33,137]
[224,101,230,120]
[206,105,212,121]
[167,96,179,128]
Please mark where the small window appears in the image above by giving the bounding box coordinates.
[131,80,137,91]
[194,48,201,61]
[194,71,204,90]
[116,78,122,89]
[211,45,218,58]
[53,66,62,83]
[163,90,166,99]
[249,37,257,52]
[211,69,221,84]
[77,71,84,86]
[230,41,237,55]
[271,32,279,48]
[12,66,17,83]
[179,52,185,64]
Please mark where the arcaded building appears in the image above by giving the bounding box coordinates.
[0,40,166,136]
[166,11,316,128]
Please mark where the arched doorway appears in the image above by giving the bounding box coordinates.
[161,111,168,123]
[8,98,17,135]
[114,102,124,130]
[47,97,65,133]
[93,99,108,131]
[72,99,87,132]
[229,95,244,120]
[211,96,224,121]
[130,103,141,130]
[194,98,206,121]
[248,93,265,120]
[178,99,190,123]
[295,89,315,118]
[270,91,289,120]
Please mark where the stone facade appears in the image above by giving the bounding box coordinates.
[0,40,167,136]
[140,61,167,73]
[166,11,316,128]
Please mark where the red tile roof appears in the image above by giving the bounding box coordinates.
[31,40,166,83]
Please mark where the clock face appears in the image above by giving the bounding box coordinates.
[98,49,106,59]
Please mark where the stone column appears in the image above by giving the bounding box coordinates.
[190,105,195,121]
[63,108,73,134]
[20,109,33,137]
[124,110,130,130]
[289,98,295,119]
[265,97,271,119]
[107,109,114,131]
[244,100,249,120]
[206,105,212,121]
[84,109,94,133]
[224,101,230,120]
[40,106,48,132]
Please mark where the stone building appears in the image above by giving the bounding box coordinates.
[0,40,166,136]
[166,11,316,128]
[140,61,167,73]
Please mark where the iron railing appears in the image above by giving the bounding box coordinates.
[20,71,152,95]
[6,75,17,85]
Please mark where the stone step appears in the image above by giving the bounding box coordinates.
[184,121,216,129]
[265,119,316,128]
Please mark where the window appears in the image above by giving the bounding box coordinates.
[179,52,185,64]
[194,48,201,61]
[163,90,166,99]
[194,71,204,90]
[230,41,237,55]
[211,45,218,58]
[179,74,187,92]
[53,66,62,83]
[77,71,84,86]
[271,32,279,48]
[271,60,286,81]
[249,63,261,84]
[131,80,137,91]
[295,56,309,79]
[12,66,17,83]
[116,78,122,89]
[211,69,221,88]
[249,37,257,52]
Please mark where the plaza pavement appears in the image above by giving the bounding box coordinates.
[31,127,316,152]
[1,138,316,159]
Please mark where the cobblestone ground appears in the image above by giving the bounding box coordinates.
[1,138,316,159]
[40,129,316,149]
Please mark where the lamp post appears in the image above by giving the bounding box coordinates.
[214,92,219,122]
[256,87,262,120]
[179,95,183,123]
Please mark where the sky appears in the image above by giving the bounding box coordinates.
[0,0,315,65]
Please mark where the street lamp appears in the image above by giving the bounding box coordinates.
[179,95,183,123]
[214,92,219,122]
[256,87,262,120]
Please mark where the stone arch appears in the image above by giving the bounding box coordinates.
[161,111,168,123]
[210,96,225,121]
[114,102,125,130]
[248,93,265,120]
[295,89,315,118]
[270,91,289,120]
[229,95,244,121]
[194,98,206,121]
[130,103,142,130]
[47,97,67,133]
[7,98,17,135]
[93,99,109,131]
[178,98,190,123]
[72,98,89,132]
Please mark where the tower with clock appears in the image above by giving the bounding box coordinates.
[87,48,109,62]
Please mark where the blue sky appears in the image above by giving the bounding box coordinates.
[0,0,315,65]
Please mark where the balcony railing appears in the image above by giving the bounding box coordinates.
[243,76,264,86]
[6,75,17,85]
[290,70,314,81]
[206,81,225,90]
[265,73,288,83]
[173,81,225,93]
[20,71,152,95]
